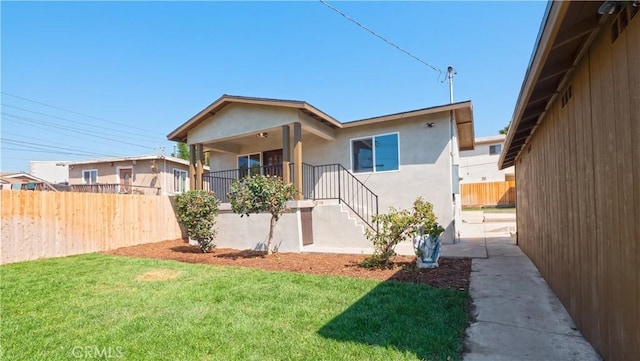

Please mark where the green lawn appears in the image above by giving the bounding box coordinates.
[1,254,468,360]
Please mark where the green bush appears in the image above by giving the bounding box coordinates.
[228,175,297,254]
[363,197,443,268]
[175,190,220,253]
[364,207,415,268]
[412,197,445,237]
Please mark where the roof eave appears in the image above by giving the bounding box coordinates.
[499,1,605,169]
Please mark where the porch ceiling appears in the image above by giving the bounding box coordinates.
[203,126,317,154]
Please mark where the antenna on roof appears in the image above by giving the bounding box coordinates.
[447,66,457,104]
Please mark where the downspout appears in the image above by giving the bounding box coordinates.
[447,66,459,243]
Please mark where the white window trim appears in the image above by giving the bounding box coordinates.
[173,168,188,193]
[350,132,401,174]
[82,169,98,184]
[237,152,263,175]
[237,152,263,166]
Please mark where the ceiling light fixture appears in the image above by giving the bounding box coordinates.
[256,132,268,138]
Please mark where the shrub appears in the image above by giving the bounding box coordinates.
[363,197,444,268]
[175,190,220,253]
[228,175,297,255]
[364,207,415,268]
[412,197,445,237]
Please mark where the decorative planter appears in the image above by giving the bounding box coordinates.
[414,234,441,269]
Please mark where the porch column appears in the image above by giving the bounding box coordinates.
[293,122,303,200]
[282,125,291,184]
[189,144,197,190]
[195,143,204,190]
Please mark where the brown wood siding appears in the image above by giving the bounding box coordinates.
[460,181,516,207]
[0,190,184,264]
[515,16,639,360]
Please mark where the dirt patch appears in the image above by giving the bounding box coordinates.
[136,268,181,281]
[107,239,471,290]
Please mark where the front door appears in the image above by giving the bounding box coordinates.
[119,168,132,194]
[263,149,283,177]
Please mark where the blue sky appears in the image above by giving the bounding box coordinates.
[1,1,547,172]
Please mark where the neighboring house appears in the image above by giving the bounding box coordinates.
[499,2,638,360]
[459,135,514,183]
[0,172,57,191]
[30,160,71,184]
[68,154,200,195]
[168,95,474,251]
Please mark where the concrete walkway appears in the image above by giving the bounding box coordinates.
[461,212,601,361]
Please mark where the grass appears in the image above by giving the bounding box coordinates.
[1,254,469,360]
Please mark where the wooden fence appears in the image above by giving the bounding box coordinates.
[1,190,184,265]
[460,181,516,207]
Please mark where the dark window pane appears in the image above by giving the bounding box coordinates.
[352,138,373,173]
[375,134,399,171]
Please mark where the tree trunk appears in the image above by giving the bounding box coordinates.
[267,214,276,255]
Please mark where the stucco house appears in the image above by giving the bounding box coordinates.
[0,172,57,191]
[30,161,71,185]
[68,154,199,195]
[499,1,638,360]
[459,135,514,183]
[168,95,474,252]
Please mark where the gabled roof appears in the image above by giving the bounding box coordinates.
[499,1,605,169]
[168,95,475,151]
[167,95,342,143]
[0,172,50,183]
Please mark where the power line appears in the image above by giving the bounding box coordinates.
[1,147,110,157]
[0,91,167,136]
[318,0,442,75]
[2,103,162,142]
[1,138,117,157]
[2,112,158,151]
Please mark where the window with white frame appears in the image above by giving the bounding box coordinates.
[237,153,261,177]
[351,133,399,173]
[489,144,502,155]
[173,169,188,193]
[82,170,98,184]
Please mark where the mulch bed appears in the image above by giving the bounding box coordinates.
[105,239,471,290]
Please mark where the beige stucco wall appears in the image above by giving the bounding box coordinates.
[188,103,299,145]
[69,159,190,195]
[460,136,514,183]
[207,112,459,243]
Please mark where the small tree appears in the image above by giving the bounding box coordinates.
[364,208,415,268]
[175,190,220,253]
[363,197,444,268]
[228,175,297,255]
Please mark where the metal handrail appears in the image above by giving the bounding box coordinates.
[203,162,379,231]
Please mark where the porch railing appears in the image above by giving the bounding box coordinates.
[203,163,378,231]
[70,184,161,195]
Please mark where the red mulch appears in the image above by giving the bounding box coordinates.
[105,239,471,290]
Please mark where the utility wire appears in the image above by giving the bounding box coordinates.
[1,128,152,156]
[1,138,116,157]
[318,0,442,75]
[2,104,162,142]
[1,147,111,157]
[1,92,167,136]
[2,112,157,151]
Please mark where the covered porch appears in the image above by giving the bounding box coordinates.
[167,95,342,198]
